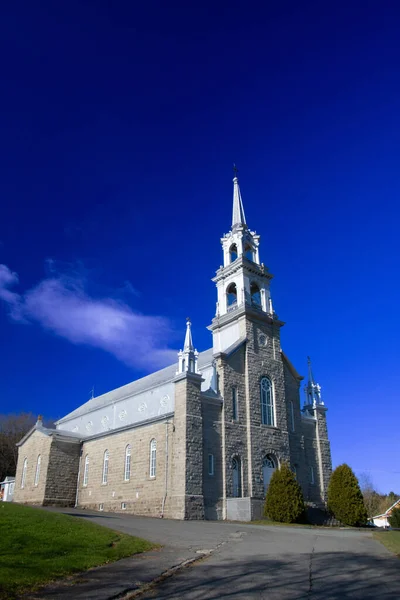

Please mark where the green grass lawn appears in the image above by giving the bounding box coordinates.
[0,503,155,599]
[374,530,400,557]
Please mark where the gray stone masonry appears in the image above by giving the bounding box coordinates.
[201,398,223,520]
[44,440,80,506]
[315,406,332,501]
[172,372,205,520]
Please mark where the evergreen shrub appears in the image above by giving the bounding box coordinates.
[388,507,400,528]
[327,464,368,526]
[264,462,305,523]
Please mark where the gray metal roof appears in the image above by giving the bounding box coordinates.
[57,347,214,424]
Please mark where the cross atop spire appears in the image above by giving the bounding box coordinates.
[232,165,247,229]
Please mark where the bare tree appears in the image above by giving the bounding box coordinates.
[0,413,36,481]
[359,472,381,518]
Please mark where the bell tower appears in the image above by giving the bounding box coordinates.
[210,169,280,354]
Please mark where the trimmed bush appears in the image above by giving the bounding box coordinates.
[388,507,400,528]
[327,464,368,526]
[264,462,305,523]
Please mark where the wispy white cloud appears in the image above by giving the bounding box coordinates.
[0,263,177,371]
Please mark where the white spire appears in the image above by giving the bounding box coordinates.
[177,319,199,375]
[184,318,194,351]
[232,166,246,229]
[304,356,324,407]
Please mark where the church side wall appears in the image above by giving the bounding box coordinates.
[77,421,171,517]
[13,430,52,505]
[44,441,80,506]
[202,399,223,519]
[302,419,323,503]
[283,361,307,491]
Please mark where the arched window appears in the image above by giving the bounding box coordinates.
[226,283,237,308]
[83,455,89,486]
[34,455,41,487]
[232,456,242,497]
[21,458,27,489]
[289,401,295,432]
[102,450,109,484]
[229,244,238,263]
[149,439,157,478]
[260,377,274,426]
[262,454,276,494]
[244,244,254,261]
[232,387,238,421]
[124,445,131,481]
[250,282,261,307]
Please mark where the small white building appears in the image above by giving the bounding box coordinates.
[371,498,400,528]
[0,476,15,502]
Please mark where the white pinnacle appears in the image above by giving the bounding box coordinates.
[232,175,247,228]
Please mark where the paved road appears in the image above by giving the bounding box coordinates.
[47,509,400,599]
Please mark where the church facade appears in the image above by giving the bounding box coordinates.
[14,174,332,521]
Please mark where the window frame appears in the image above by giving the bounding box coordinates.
[124,444,131,482]
[21,458,27,489]
[149,439,157,479]
[232,386,238,421]
[34,455,41,487]
[208,453,214,476]
[102,450,109,485]
[83,454,89,486]
[260,377,275,426]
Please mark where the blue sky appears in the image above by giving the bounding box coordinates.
[0,1,399,494]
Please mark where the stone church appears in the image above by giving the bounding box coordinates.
[14,174,332,521]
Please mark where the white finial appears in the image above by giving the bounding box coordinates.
[177,319,200,375]
[304,357,324,407]
[232,165,246,228]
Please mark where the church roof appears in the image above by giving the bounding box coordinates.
[56,347,214,424]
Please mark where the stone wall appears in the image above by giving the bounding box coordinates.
[44,440,80,506]
[171,373,204,520]
[77,419,174,517]
[202,397,223,520]
[302,419,322,503]
[13,430,52,505]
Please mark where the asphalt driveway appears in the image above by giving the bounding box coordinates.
[42,508,399,599]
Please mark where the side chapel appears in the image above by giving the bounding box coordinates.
[14,173,332,521]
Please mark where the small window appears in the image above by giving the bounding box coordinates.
[208,454,214,476]
[21,458,27,489]
[232,456,242,497]
[289,401,295,432]
[250,282,261,307]
[99,503,104,511]
[150,439,157,478]
[244,244,254,261]
[124,445,131,481]
[260,377,274,426]
[34,455,41,487]
[102,450,109,484]
[232,387,238,420]
[121,502,127,510]
[310,466,315,485]
[83,455,89,486]
[226,282,237,308]
[229,244,238,263]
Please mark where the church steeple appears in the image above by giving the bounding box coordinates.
[232,167,247,229]
[177,319,199,375]
[304,357,324,407]
[209,171,281,353]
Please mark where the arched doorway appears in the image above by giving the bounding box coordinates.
[262,455,276,495]
[232,456,242,498]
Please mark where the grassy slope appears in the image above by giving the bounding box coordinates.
[374,530,400,557]
[0,503,155,599]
